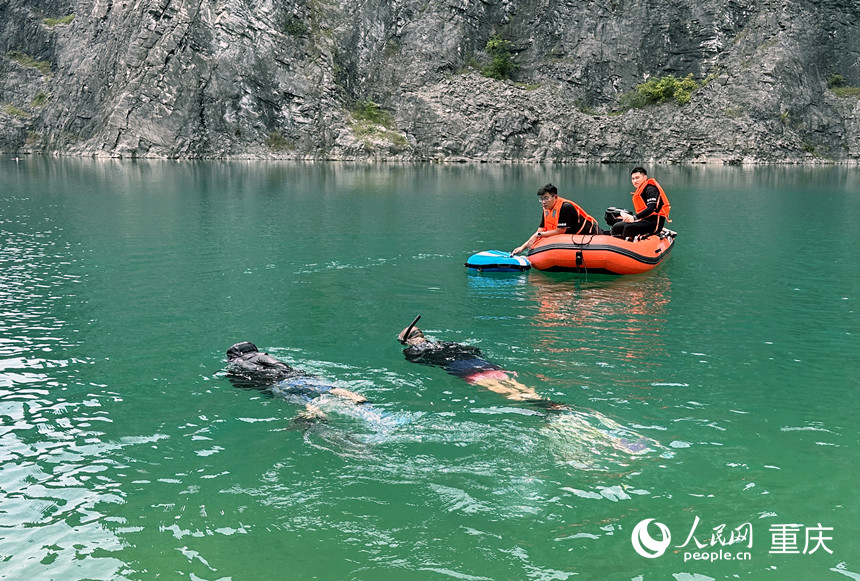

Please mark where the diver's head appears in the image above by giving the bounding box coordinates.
[397,326,424,345]
[227,341,258,360]
[398,315,423,345]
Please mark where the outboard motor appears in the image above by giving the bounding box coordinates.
[604,207,633,227]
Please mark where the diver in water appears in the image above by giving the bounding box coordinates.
[396,317,658,459]
[396,316,564,409]
[225,341,369,423]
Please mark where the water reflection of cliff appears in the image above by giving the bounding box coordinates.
[528,272,672,366]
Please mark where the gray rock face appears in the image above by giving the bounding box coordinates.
[1,0,858,162]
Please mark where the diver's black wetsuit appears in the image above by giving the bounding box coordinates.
[226,342,405,431]
[225,341,336,404]
[402,340,506,383]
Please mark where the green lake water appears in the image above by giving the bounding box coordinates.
[0,158,858,580]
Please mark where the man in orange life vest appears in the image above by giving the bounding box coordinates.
[610,167,671,239]
[511,183,602,255]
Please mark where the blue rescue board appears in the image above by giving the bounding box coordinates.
[465,250,531,272]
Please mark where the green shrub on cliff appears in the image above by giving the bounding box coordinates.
[284,15,308,36]
[352,100,393,127]
[827,73,860,98]
[832,86,860,98]
[265,132,293,152]
[43,15,75,27]
[3,103,29,118]
[619,74,700,109]
[481,37,518,81]
[827,74,844,88]
[349,100,408,147]
[32,92,50,107]
[638,74,699,104]
[6,50,52,75]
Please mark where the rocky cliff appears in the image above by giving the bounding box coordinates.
[1,0,858,162]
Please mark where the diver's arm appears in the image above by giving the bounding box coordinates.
[329,387,368,404]
[295,402,327,422]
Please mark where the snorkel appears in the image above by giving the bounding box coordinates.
[399,314,421,344]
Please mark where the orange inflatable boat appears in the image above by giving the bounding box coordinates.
[527,232,676,275]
